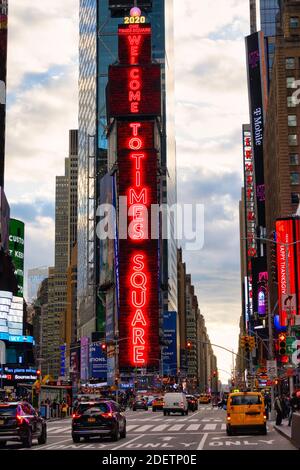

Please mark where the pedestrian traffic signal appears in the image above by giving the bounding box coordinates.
[278,333,286,355]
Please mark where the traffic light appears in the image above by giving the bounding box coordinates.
[249,336,256,351]
[213,370,217,377]
[240,336,245,349]
[244,336,250,354]
[101,343,107,351]
[187,341,192,349]
[278,333,286,355]
[36,369,41,377]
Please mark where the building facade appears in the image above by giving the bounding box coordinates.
[27,266,48,303]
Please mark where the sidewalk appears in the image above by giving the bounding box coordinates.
[274,420,292,442]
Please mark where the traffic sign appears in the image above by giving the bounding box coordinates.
[266,360,277,379]
[286,337,297,355]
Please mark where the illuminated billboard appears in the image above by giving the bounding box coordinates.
[108,22,161,369]
[276,219,297,326]
[245,32,268,227]
[0,290,23,336]
[0,0,7,188]
[107,64,161,118]
[251,256,268,317]
[9,218,24,297]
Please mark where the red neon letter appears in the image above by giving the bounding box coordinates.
[129,188,147,204]
[131,309,147,326]
[130,123,141,136]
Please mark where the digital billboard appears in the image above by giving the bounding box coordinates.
[0,1,7,188]
[251,256,268,317]
[107,64,161,118]
[89,342,107,380]
[276,219,297,326]
[108,21,161,370]
[162,311,177,376]
[0,290,23,337]
[9,218,24,297]
[245,32,268,227]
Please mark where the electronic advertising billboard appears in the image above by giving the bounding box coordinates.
[162,311,177,376]
[245,32,268,228]
[80,337,90,382]
[89,343,107,380]
[108,21,161,370]
[276,219,297,326]
[0,0,7,188]
[0,290,23,337]
[8,218,24,297]
[251,256,268,317]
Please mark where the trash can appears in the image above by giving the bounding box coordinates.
[291,412,300,449]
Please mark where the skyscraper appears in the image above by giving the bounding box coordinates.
[0,0,7,188]
[27,266,48,303]
[78,1,177,344]
[260,0,280,84]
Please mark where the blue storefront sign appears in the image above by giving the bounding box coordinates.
[89,343,107,380]
[162,311,177,376]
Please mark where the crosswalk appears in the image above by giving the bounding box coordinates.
[47,421,227,435]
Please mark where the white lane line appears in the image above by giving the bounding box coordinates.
[48,426,71,434]
[151,424,170,432]
[111,434,145,450]
[168,424,185,431]
[186,423,201,431]
[197,433,209,450]
[203,423,217,431]
[133,425,153,432]
[32,437,73,451]
[126,425,139,431]
[221,424,226,430]
[186,424,201,431]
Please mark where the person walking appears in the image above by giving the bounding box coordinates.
[275,395,283,425]
[288,392,299,426]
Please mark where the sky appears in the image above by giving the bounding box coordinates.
[4,0,251,383]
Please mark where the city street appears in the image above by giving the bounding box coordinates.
[2,405,296,451]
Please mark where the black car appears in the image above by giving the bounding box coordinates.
[0,401,47,448]
[132,398,148,411]
[72,401,126,443]
[186,395,198,412]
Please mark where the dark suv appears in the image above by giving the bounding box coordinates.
[132,398,148,411]
[72,401,126,443]
[0,402,47,448]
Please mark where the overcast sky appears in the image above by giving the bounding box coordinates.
[4,0,251,383]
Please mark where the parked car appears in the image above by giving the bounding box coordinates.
[152,397,164,412]
[132,398,148,411]
[186,395,198,412]
[163,392,188,416]
[72,401,126,442]
[0,401,47,448]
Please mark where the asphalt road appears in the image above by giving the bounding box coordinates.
[3,405,297,451]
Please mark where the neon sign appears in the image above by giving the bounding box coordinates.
[111,22,160,369]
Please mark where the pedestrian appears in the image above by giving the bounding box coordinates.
[288,392,299,426]
[52,399,57,418]
[275,395,283,425]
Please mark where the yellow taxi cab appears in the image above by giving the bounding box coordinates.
[152,396,164,412]
[226,391,267,436]
[199,394,211,404]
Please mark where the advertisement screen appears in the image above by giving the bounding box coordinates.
[89,343,107,380]
[276,219,297,326]
[251,256,268,317]
[162,311,177,376]
[118,24,151,65]
[9,219,25,297]
[107,64,161,118]
[245,32,268,227]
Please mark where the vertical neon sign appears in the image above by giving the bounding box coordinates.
[109,22,161,369]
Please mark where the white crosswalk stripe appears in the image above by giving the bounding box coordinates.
[151,424,169,432]
[48,426,71,434]
[186,424,201,431]
[167,424,185,431]
[133,424,153,432]
[126,425,139,431]
[203,423,217,431]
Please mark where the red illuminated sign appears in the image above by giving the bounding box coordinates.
[108,64,161,118]
[118,24,151,65]
[276,219,297,326]
[118,121,159,368]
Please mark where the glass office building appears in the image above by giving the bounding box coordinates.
[78,0,177,339]
[259,0,280,84]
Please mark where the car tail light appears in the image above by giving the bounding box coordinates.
[263,415,267,419]
[101,412,113,418]
[72,413,82,419]
[162,402,165,406]
[16,415,24,425]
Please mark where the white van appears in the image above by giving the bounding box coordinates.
[163,392,188,416]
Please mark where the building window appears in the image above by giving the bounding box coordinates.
[287,77,296,88]
[288,115,297,126]
[290,17,299,28]
[291,172,300,185]
[291,192,300,203]
[290,154,299,165]
[288,134,298,146]
[286,57,296,69]
[287,96,297,107]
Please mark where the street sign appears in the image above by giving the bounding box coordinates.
[266,360,277,379]
[286,337,297,355]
